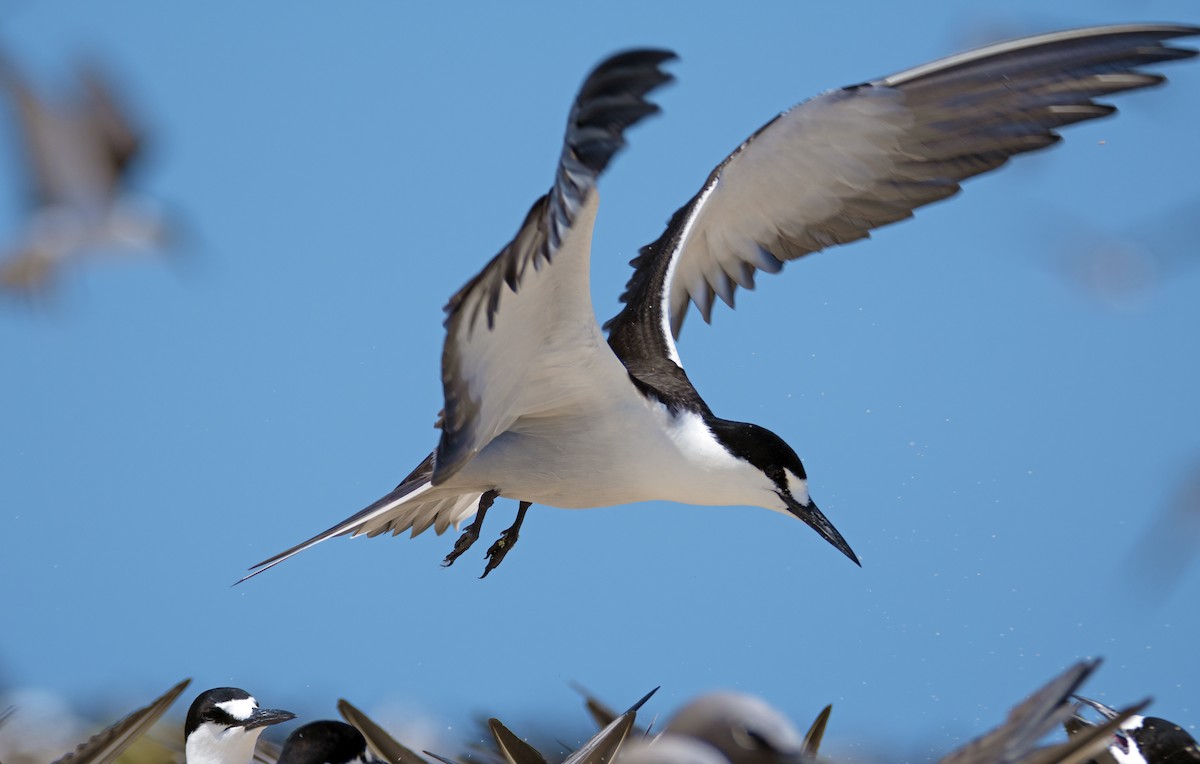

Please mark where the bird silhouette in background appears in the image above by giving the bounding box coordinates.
[0,55,173,297]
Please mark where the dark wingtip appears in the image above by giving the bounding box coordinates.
[565,48,677,177]
[626,687,660,714]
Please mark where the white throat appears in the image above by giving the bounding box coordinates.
[185,722,264,764]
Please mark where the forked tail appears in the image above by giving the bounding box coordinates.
[237,453,482,583]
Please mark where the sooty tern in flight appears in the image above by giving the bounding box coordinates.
[243,24,1199,580]
[185,688,295,764]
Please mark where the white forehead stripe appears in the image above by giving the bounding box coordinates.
[216,697,258,721]
[784,469,809,505]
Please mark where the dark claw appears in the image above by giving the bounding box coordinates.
[442,525,479,567]
[480,530,518,578]
[443,489,498,568]
[480,501,530,579]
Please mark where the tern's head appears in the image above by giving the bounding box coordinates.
[184,687,296,764]
[1072,696,1199,764]
[708,418,859,565]
[278,721,378,764]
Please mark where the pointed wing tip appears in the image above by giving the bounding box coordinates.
[802,704,833,758]
[627,687,660,714]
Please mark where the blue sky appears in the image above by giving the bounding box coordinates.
[1,1,1198,759]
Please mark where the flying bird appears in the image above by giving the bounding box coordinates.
[244,24,1199,580]
[0,55,171,295]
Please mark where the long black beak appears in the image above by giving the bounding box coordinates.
[241,707,297,731]
[781,493,860,566]
[1073,695,1122,721]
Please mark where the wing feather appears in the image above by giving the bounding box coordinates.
[435,50,675,482]
[604,24,1199,361]
[53,679,190,764]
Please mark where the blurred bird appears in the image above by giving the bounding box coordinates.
[277,721,383,764]
[659,691,810,764]
[45,678,190,764]
[1066,696,1200,764]
[0,55,171,295]
[185,688,296,764]
[574,686,832,763]
[245,24,1199,581]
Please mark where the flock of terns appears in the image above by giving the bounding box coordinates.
[11,660,1199,764]
[3,14,1200,764]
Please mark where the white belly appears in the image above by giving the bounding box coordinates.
[450,396,775,511]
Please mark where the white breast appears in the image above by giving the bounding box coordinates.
[454,391,777,511]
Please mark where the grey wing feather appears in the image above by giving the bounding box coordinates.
[560,688,656,764]
[337,699,430,764]
[435,50,675,482]
[801,704,833,759]
[52,678,190,764]
[487,718,549,764]
[605,24,1199,357]
[936,660,1110,764]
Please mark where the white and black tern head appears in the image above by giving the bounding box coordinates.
[278,721,382,764]
[1069,696,1200,764]
[184,688,295,764]
[241,25,1199,581]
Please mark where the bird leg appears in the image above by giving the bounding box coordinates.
[481,501,531,578]
[442,489,499,568]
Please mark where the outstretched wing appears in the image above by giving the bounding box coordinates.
[604,24,1199,365]
[434,49,675,483]
[78,63,144,180]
